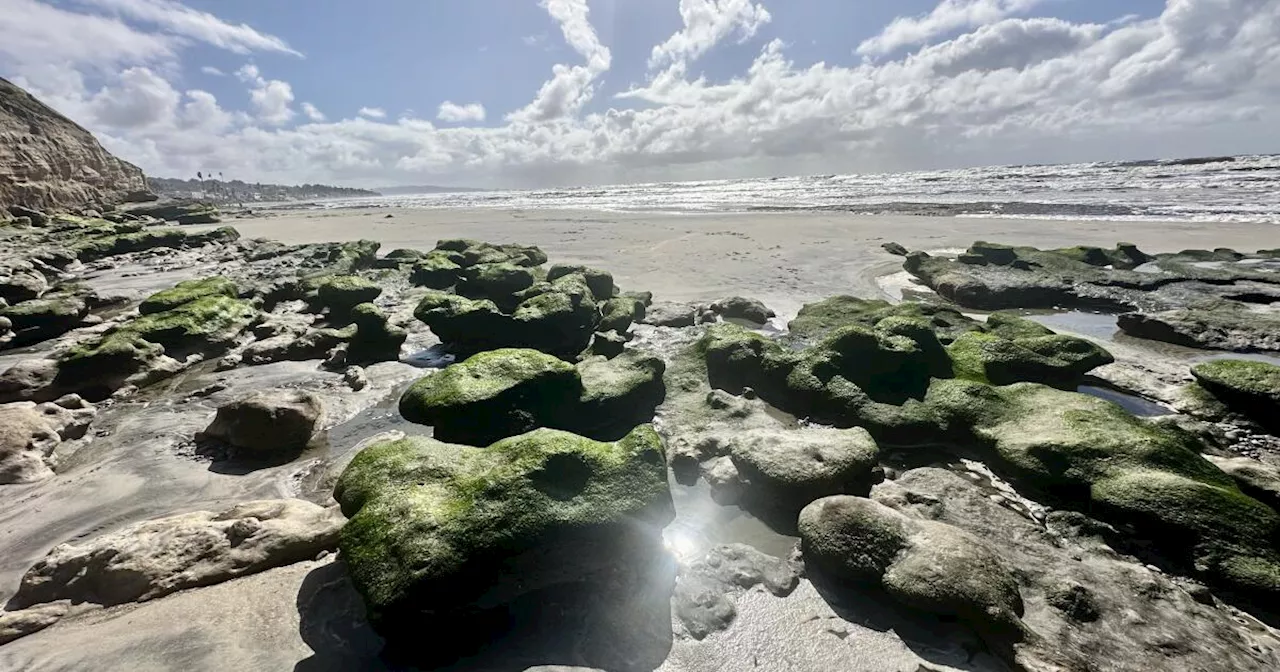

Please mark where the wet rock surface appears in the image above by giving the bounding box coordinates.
[198,389,323,460]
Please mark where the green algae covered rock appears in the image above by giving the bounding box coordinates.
[73,226,240,262]
[334,425,673,640]
[1190,359,1280,431]
[124,295,257,354]
[1,295,88,334]
[598,296,644,333]
[799,495,1024,645]
[54,331,165,398]
[947,331,1113,387]
[399,349,580,444]
[547,264,614,301]
[345,303,407,364]
[729,426,880,516]
[399,348,665,445]
[139,277,238,315]
[788,296,979,343]
[408,252,463,289]
[316,276,382,317]
[924,379,1280,597]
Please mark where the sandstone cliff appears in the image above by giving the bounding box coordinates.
[0,77,147,212]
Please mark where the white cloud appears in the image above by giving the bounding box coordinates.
[648,0,773,70]
[76,0,301,56]
[358,107,387,119]
[0,0,175,70]
[4,0,1280,191]
[301,102,325,122]
[438,101,486,123]
[200,65,224,76]
[857,0,1046,57]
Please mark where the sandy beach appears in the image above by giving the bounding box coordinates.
[223,208,1279,318]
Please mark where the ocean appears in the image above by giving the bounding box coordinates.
[319,154,1280,223]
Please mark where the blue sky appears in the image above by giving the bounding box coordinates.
[2,0,1272,187]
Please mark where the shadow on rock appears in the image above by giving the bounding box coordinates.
[294,560,387,672]
[383,559,678,672]
[806,568,998,670]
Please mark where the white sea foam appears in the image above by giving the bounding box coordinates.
[316,154,1280,223]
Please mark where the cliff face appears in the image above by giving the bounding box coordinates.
[0,77,148,212]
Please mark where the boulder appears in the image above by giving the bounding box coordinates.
[240,327,351,366]
[599,296,644,333]
[373,248,426,269]
[799,495,1024,645]
[788,296,980,343]
[547,264,614,300]
[584,330,627,358]
[199,390,322,459]
[54,332,168,399]
[139,277,238,315]
[345,303,407,364]
[1119,308,1280,353]
[333,426,673,643]
[711,296,776,324]
[399,348,666,445]
[641,302,697,328]
[947,331,1114,387]
[316,276,382,318]
[0,396,95,483]
[0,294,89,346]
[408,252,463,288]
[458,263,538,305]
[882,241,909,256]
[1190,359,1280,431]
[8,499,342,609]
[0,264,49,304]
[722,425,880,516]
[122,295,257,355]
[0,359,60,403]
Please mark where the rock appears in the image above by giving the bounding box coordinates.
[240,327,351,366]
[345,303,406,364]
[0,358,59,403]
[0,77,148,211]
[54,332,168,399]
[459,262,538,305]
[882,241,909,256]
[788,296,981,343]
[333,426,673,644]
[414,282,601,359]
[400,348,665,445]
[120,190,160,203]
[722,426,880,517]
[8,205,49,226]
[316,275,382,318]
[1206,456,1280,510]
[547,264,614,301]
[598,296,644,333]
[8,500,342,609]
[123,202,219,223]
[72,225,241,263]
[440,239,548,268]
[711,296,776,324]
[0,294,90,346]
[0,396,95,483]
[1119,308,1280,353]
[121,295,257,356]
[799,495,1024,645]
[1190,359,1280,431]
[641,301,697,327]
[583,330,627,358]
[673,544,799,639]
[0,600,71,645]
[139,277,238,315]
[0,263,49,304]
[343,366,369,391]
[199,390,322,460]
[947,330,1114,387]
[408,251,463,288]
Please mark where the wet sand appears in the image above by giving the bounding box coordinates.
[221,207,1280,319]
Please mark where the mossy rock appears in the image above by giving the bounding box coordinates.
[413,291,508,349]
[547,265,614,301]
[947,331,1112,387]
[458,263,537,303]
[72,226,239,262]
[1190,360,1280,431]
[729,426,880,516]
[334,425,673,641]
[788,296,980,343]
[139,277,238,315]
[399,349,581,445]
[983,312,1054,340]
[440,240,548,268]
[1,295,88,332]
[510,290,598,358]
[575,352,667,439]
[316,276,382,317]
[408,252,462,288]
[54,331,165,398]
[346,303,407,364]
[122,295,257,354]
[598,297,644,333]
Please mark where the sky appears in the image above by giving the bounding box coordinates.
[1,0,1277,188]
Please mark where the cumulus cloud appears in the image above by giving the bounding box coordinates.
[648,0,773,70]
[358,107,387,119]
[438,101,486,123]
[857,0,1045,57]
[3,0,1279,189]
[0,0,175,69]
[300,102,325,122]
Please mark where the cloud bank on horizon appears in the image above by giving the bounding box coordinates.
[1,0,1277,188]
